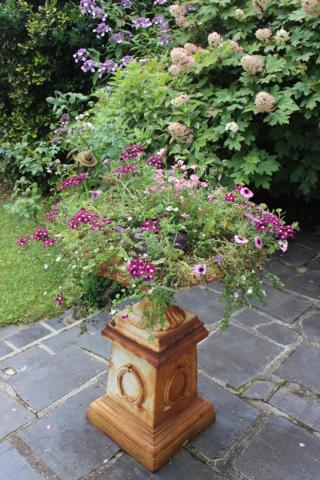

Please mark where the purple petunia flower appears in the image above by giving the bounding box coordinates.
[234,235,248,244]
[133,17,152,28]
[214,255,222,265]
[193,264,207,276]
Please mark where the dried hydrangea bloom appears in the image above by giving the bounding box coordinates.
[255,28,272,41]
[168,64,183,76]
[274,28,290,44]
[170,47,189,64]
[184,43,200,55]
[228,40,243,53]
[208,32,223,47]
[301,0,320,16]
[234,8,246,20]
[171,93,190,107]
[255,92,276,113]
[252,0,269,14]
[169,3,187,17]
[175,15,187,27]
[168,122,194,144]
[241,55,264,75]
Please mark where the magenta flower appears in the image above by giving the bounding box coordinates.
[127,258,157,281]
[55,294,64,307]
[17,236,32,248]
[240,186,254,199]
[254,237,263,249]
[120,144,145,162]
[225,193,235,202]
[113,164,138,176]
[193,264,207,276]
[43,238,56,248]
[141,220,160,232]
[33,227,49,241]
[59,173,87,191]
[234,235,248,244]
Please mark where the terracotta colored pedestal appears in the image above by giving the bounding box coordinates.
[87,302,216,472]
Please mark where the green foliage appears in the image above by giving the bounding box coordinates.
[0,193,64,325]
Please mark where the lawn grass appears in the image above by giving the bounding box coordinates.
[0,193,64,326]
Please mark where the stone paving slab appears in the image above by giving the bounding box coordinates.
[0,345,105,410]
[190,375,259,459]
[286,270,320,300]
[19,384,119,480]
[244,381,276,401]
[270,387,320,431]
[96,450,221,479]
[265,259,297,282]
[301,311,320,342]
[274,344,320,394]
[175,287,226,324]
[199,325,283,388]
[8,324,51,349]
[234,415,320,480]
[0,441,43,480]
[256,322,300,345]
[0,390,34,440]
[0,325,19,340]
[276,243,317,267]
[0,341,14,358]
[232,308,272,328]
[251,285,312,323]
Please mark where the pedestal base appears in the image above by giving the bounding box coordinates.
[88,394,215,472]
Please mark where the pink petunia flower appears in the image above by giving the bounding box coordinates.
[193,264,207,276]
[234,235,248,244]
[254,237,263,249]
[240,186,254,198]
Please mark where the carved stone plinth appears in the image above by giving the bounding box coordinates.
[87,300,216,472]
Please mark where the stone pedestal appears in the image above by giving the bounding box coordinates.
[87,301,215,472]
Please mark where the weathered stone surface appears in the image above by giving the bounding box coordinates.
[8,324,50,349]
[275,344,320,394]
[45,323,111,360]
[0,345,105,410]
[244,381,275,401]
[0,342,14,358]
[97,450,221,480]
[266,259,297,282]
[301,312,320,343]
[0,325,18,340]
[252,285,312,323]
[307,255,320,270]
[0,441,43,480]
[199,325,283,388]
[270,388,320,431]
[44,315,64,330]
[234,416,320,480]
[295,232,320,252]
[286,271,320,300]
[190,375,259,459]
[257,323,300,345]
[175,287,225,324]
[0,391,34,439]
[232,308,272,328]
[19,385,119,480]
[276,243,317,268]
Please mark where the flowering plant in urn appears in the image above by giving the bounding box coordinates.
[19,144,296,329]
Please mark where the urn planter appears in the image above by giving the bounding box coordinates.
[87,297,216,472]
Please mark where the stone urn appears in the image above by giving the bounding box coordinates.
[87,296,216,472]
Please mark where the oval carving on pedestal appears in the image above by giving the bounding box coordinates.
[164,366,190,409]
[117,364,145,408]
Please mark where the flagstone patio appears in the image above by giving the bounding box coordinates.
[0,233,319,480]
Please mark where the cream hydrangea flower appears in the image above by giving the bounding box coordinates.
[228,40,243,53]
[169,4,187,17]
[208,32,223,47]
[255,92,276,113]
[275,28,290,44]
[225,122,239,133]
[301,0,320,16]
[168,122,194,144]
[255,28,272,41]
[252,0,269,14]
[241,55,264,75]
[171,93,190,107]
[234,8,246,20]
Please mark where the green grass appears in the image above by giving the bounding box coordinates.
[0,194,64,326]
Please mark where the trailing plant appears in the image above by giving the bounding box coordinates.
[18,144,297,327]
